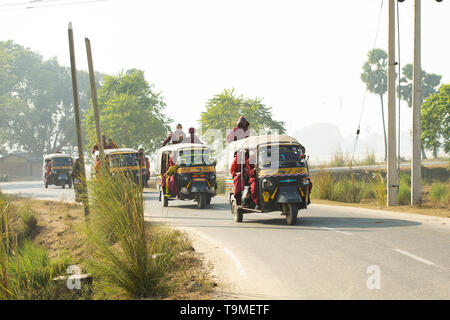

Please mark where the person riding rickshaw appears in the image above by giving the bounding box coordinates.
[156,143,217,209]
[225,135,311,225]
[42,153,74,189]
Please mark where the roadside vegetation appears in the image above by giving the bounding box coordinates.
[0,175,216,300]
[311,167,449,217]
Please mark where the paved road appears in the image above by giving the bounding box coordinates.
[1,181,449,299]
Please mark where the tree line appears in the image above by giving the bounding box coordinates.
[361,48,448,160]
[0,41,285,159]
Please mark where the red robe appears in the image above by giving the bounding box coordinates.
[161,156,177,196]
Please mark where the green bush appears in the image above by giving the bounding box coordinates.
[311,169,334,200]
[19,206,38,238]
[372,173,386,206]
[430,182,448,205]
[330,178,361,203]
[397,184,411,205]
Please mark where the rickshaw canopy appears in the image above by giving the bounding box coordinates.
[156,143,212,173]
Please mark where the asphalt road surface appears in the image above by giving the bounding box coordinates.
[1,180,449,299]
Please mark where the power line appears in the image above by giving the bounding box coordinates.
[350,0,385,168]
[0,0,110,11]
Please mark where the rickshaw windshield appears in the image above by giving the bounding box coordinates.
[52,157,72,167]
[258,145,306,169]
[176,148,214,167]
[110,153,138,168]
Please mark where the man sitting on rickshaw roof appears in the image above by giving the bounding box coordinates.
[184,127,203,144]
[92,135,108,154]
[227,116,250,143]
[161,124,186,147]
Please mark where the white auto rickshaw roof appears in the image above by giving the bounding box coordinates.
[104,148,138,155]
[228,135,300,151]
[158,143,211,155]
[44,153,72,160]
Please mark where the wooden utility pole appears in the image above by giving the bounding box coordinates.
[85,38,104,163]
[68,22,89,218]
[387,0,398,206]
[411,0,422,205]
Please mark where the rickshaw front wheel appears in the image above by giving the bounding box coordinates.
[231,198,243,222]
[163,195,169,207]
[285,204,298,225]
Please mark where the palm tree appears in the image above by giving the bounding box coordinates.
[398,64,442,159]
[361,48,388,162]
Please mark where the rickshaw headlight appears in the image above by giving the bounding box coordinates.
[302,179,310,186]
[262,178,274,190]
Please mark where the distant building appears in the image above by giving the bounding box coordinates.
[0,153,41,179]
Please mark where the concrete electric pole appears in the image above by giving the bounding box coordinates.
[68,22,90,218]
[85,38,105,164]
[387,0,398,206]
[411,0,422,205]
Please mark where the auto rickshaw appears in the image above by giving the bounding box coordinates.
[225,135,311,225]
[103,148,141,184]
[42,153,74,189]
[156,143,217,209]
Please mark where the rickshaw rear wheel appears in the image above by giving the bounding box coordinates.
[206,194,211,205]
[232,198,243,222]
[62,184,65,189]
[285,204,298,225]
[45,181,48,189]
[163,195,168,207]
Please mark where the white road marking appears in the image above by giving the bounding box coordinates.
[320,227,352,236]
[223,247,247,277]
[394,249,436,266]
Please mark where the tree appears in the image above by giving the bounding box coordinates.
[421,84,450,157]
[398,64,442,158]
[83,69,171,154]
[360,48,388,161]
[199,88,285,147]
[398,64,442,108]
[0,40,99,158]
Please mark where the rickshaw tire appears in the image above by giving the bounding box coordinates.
[163,196,169,207]
[62,184,65,189]
[206,194,211,205]
[232,199,243,222]
[198,193,207,209]
[158,191,162,202]
[45,182,48,189]
[286,204,298,225]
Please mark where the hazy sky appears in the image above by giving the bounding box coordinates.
[0,0,449,157]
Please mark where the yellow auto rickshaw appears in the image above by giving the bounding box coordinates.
[103,148,141,184]
[156,143,217,209]
[226,135,311,225]
[42,153,74,189]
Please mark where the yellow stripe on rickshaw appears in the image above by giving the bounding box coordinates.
[177,166,215,174]
[110,166,140,172]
